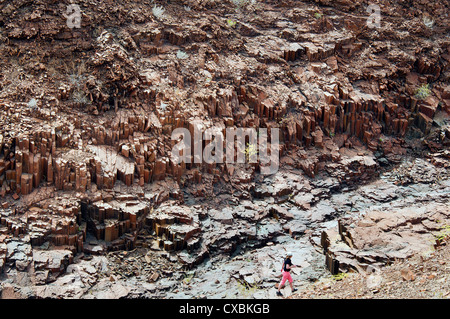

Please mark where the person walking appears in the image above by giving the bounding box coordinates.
[277,251,298,297]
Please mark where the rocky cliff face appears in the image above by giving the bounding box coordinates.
[0,0,449,298]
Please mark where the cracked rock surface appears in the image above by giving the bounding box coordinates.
[0,0,449,298]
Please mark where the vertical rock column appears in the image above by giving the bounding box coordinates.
[13,130,54,196]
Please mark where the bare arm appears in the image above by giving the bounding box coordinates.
[286,264,297,270]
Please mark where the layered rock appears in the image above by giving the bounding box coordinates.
[319,187,450,274]
[0,0,449,298]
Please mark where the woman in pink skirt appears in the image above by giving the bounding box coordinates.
[277,252,298,297]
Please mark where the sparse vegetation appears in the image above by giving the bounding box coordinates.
[314,12,323,19]
[244,142,258,162]
[152,5,165,19]
[72,90,89,106]
[183,272,195,284]
[332,272,348,281]
[67,61,90,106]
[227,19,237,28]
[176,50,189,60]
[69,73,85,87]
[434,224,450,245]
[414,84,431,100]
[237,280,258,298]
[278,114,296,126]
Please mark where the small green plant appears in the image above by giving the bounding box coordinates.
[237,280,258,298]
[332,272,348,281]
[329,132,335,138]
[434,225,450,243]
[244,143,258,162]
[314,12,323,19]
[415,84,431,100]
[278,117,289,125]
[227,19,237,28]
[183,272,195,284]
[278,114,296,126]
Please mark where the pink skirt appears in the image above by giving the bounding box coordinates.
[280,271,293,285]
